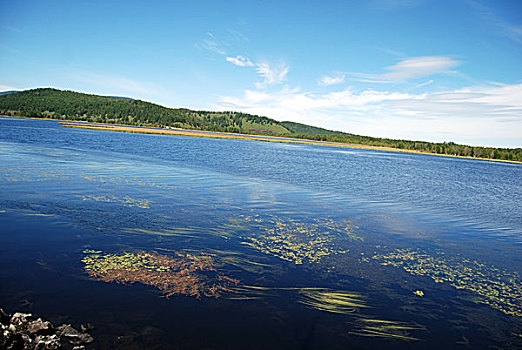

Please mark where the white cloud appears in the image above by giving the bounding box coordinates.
[255,62,289,89]
[226,55,254,67]
[224,53,290,89]
[353,56,461,83]
[216,83,522,147]
[318,73,346,86]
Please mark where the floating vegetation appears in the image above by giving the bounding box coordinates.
[349,318,426,341]
[238,215,357,264]
[80,173,178,190]
[369,249,522,317]
[0,168,70,182]
[298,289,368,314]
[82,249,239,298]
[413,290,424,297]
[81,195,152,209]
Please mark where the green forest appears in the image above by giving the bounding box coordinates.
[1,88,520,162]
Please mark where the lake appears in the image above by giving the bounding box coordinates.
[0,116,521,349]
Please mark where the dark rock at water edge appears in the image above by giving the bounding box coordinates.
[0,308,94,350]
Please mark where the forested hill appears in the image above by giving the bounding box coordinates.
[0,88,292,134]
[0,88,520,162]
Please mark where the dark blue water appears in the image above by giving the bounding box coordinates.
[1,117,521,349]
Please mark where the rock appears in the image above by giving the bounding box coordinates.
[2,330,24,350]
[57,324,93,345]
[10,313,33,327]
[11,312,34,325]
[34,334,61,350]
[0,308,10,325]
[1,307,95,349]
[80,323,94,332]
[27,318,54,335]
[57,323,80,338]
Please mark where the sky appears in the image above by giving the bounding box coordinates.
[1,0,521,147]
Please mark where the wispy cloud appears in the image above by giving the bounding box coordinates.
[72,71,167,97]
[411,80,434,90]
[226,55,254,67]
[318,72,346,86]
[225,55,289,89]
[1,25,22,33]
[254,62,289,89]
[216,83,522,147]
[196,32,227,55]
[352,56,461,83]
[227,28,249,43]
[373,46,406,57]
[468,0,522,43]
[367,0,428,12]
[197,29,251,56]
[0,85,19,92]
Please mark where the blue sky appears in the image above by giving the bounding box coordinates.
[1,0,521,147]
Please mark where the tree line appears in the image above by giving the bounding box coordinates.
[1,88,520,162]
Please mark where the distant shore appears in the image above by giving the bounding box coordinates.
[2,115,521,164]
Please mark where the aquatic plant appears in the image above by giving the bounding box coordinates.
[82,249,239,298]
[369,248,522,317]
[80,173,177,190]
[0,168,69,182]
[298,289,368,314]
[207,249,276,275]
[349,318,426,341]
[81,195,151,209]
[226,285,279,300]
[238,215,356,264]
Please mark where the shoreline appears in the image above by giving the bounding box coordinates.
[2,115,520,164]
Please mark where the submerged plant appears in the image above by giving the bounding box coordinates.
[298,288,368,314]
[81,195,152,209]
[369,248,522,317]
[82,249,239,298]
[349,318,426,341]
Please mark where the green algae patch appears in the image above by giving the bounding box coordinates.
[82,249,239,298]
[369,248,522,317]
[238,215,358,264]
[81,195,152,209]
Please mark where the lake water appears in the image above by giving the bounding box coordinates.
[0,116,521,349]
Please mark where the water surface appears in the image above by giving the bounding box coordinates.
[1,117,521,349]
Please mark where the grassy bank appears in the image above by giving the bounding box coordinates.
[55,119,522,164]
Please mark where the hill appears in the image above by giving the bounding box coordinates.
[0,90,19,96]
[0,88,520,162]
[0,88,290,134]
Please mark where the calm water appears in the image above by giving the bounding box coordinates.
[0,117,521,349]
